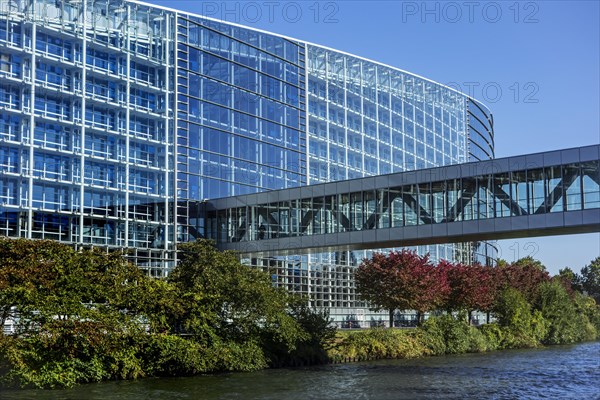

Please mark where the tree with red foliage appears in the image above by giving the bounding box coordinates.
[355,250,449,327]
[439,261,498,324]
[497,259,551,304]
[411,256,450,323]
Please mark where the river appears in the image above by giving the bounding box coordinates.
[2,341,599,399]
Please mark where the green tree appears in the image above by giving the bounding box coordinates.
[557,267,583,294]
[496,258,509,267]
[492,288,548,348]
[535,281,594,344]
[0,238,335,388]
[573,292,600,334]
[0,238,150,388]
[514,256,546,271]
[136,278,184,334]
[580,257,600,303]
[0,239,75,330]
[0,239,147,333]
[168,239,306,353]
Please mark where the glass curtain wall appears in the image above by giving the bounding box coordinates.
[287,46,476,321]
[0,0,175,275]
[1,0,499,322]
[174,14,306,244]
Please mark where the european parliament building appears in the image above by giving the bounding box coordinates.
[0,0,496,323]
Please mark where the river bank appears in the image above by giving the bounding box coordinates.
[326,276,600,364]
[327,316,598,365]
[2,341,598,400]
[2,239,599,390]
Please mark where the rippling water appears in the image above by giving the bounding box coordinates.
[3,341,599,399]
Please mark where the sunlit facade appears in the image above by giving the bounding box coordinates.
[245,47,497,321]
[0,0,495,321]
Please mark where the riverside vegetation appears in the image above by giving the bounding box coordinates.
[331,251,600,362]
[0,239,599,389]
[0,238,335,389]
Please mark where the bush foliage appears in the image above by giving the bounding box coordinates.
[328,328,430,362]
[0,239,334,389]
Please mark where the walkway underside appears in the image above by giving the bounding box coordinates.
[206,145,600,255]
[215,210,600,256]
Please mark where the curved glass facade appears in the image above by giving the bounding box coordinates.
[175,16,305,199]
[300,46,489,314]
[466,98,497,264]
[1,0,496,319]
[307,46,469,182]
[467,98,494,161]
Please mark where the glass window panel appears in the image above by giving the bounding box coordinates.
[338,193,350,232]
[511,171,527,216]
[431,181,446,223]
[582,161,600,209]
[312,197,324,234]
[390,187,403,227]
[564,164,582,211]
[494,173,512,217]
[527,169,545,214]
[404,185,418,226]
[545,166,563,213]
[418,183,432,224]
[350,192,362,231]
[477,175,494,219]
[363,190,376,229]
[301,199,312,234]
[446,179,461,221]
[377,189,390,228]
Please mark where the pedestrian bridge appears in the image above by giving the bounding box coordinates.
[205,145,600,256]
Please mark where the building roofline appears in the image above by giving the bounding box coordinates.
[467,96,494,119]
[131,0,487,104]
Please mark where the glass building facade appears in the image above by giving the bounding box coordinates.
[0,0,495,321]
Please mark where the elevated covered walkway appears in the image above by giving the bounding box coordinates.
[206,145,600,256]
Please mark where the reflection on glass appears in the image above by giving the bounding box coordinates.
[582,161,600,209]
[564,164,582,211]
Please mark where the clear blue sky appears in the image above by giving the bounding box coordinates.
[147,0,600,275]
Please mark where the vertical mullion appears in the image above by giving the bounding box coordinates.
[27,15,36,239]
[78,1,86,244]
[163,13,171,272]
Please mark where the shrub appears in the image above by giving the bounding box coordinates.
[466,326,491,353]
[206,341,268,372]
[419,314,492,355]
[492,288,547,349]
[264,302,336,367]
[0,334,113,389]
[574,294,600,334]
[328,329,429,362]
[142,335,207,377]
[536,281,597,344]
[479,323,504,350]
